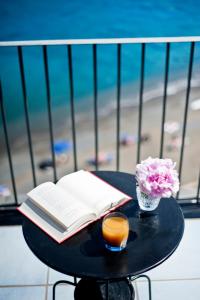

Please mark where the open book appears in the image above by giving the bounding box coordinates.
[18,170,131,243]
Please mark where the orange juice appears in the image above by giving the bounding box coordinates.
[102,216,129,247]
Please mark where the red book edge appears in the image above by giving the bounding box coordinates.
[17,172,133,244]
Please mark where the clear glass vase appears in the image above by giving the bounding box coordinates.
[136,186,161,211]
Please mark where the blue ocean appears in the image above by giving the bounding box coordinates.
[0,0,200,123]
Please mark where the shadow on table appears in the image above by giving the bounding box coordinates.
[80,222,136,258]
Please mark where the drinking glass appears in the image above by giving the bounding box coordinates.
[102,212,129,252]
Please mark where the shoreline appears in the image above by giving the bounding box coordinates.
[1,75,200,146]
[0,81,200,204]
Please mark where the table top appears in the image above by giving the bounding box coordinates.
[22,171,184,280]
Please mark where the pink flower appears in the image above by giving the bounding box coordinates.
[136,157,179,198]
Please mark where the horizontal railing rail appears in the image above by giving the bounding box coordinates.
[1,36,200,46]
[0,37,200,223]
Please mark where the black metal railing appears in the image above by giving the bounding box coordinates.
[0,37,200,223]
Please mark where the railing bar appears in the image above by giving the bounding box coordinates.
[0,203,21,208]
[17,46,37,187]
[160,43,170,158]
[137,43,145,164]
[177,42,195,198]
[93,44,99,171]
[116,44,121,171]
[197,169,200,204]
[0,81,18,205]
[43,45,57,182]
[67,45,78,171]
[1,36,200,47]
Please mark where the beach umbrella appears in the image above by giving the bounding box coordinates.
[0,185,11,197]
[38,140,72,171]
[87,152,113,166]
[164,121,180,134]
[53,140,72,155]
[190,99,200,111]
[120,133,137,145]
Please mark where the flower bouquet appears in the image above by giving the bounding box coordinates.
[136,157,179,211]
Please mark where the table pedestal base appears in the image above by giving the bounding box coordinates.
[74,278,134,300]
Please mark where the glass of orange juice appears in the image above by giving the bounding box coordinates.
[102,212,129,251]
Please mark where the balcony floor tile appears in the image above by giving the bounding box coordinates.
[0,286,45,300]
[0,219,199,299]
[47,284,75,300]
[0,226,48,285]
[137,279,200,300]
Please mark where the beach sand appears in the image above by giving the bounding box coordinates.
[0,86,200,204]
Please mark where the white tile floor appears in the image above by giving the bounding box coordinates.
[0,219,199,300]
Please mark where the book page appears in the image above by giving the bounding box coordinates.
[57,170,129,215]
[27,182,94,229]
[18,200,96,243]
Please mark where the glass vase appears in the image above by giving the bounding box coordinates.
[136,186,161,211]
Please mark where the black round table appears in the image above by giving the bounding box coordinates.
[22,171,184,300]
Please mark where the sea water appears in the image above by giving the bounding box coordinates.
[0,0,200,124]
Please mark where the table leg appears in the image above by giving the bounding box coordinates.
[74,278,134,300]
[52,280,77,300]
[130,274,152,300]
[106,280,109,300]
